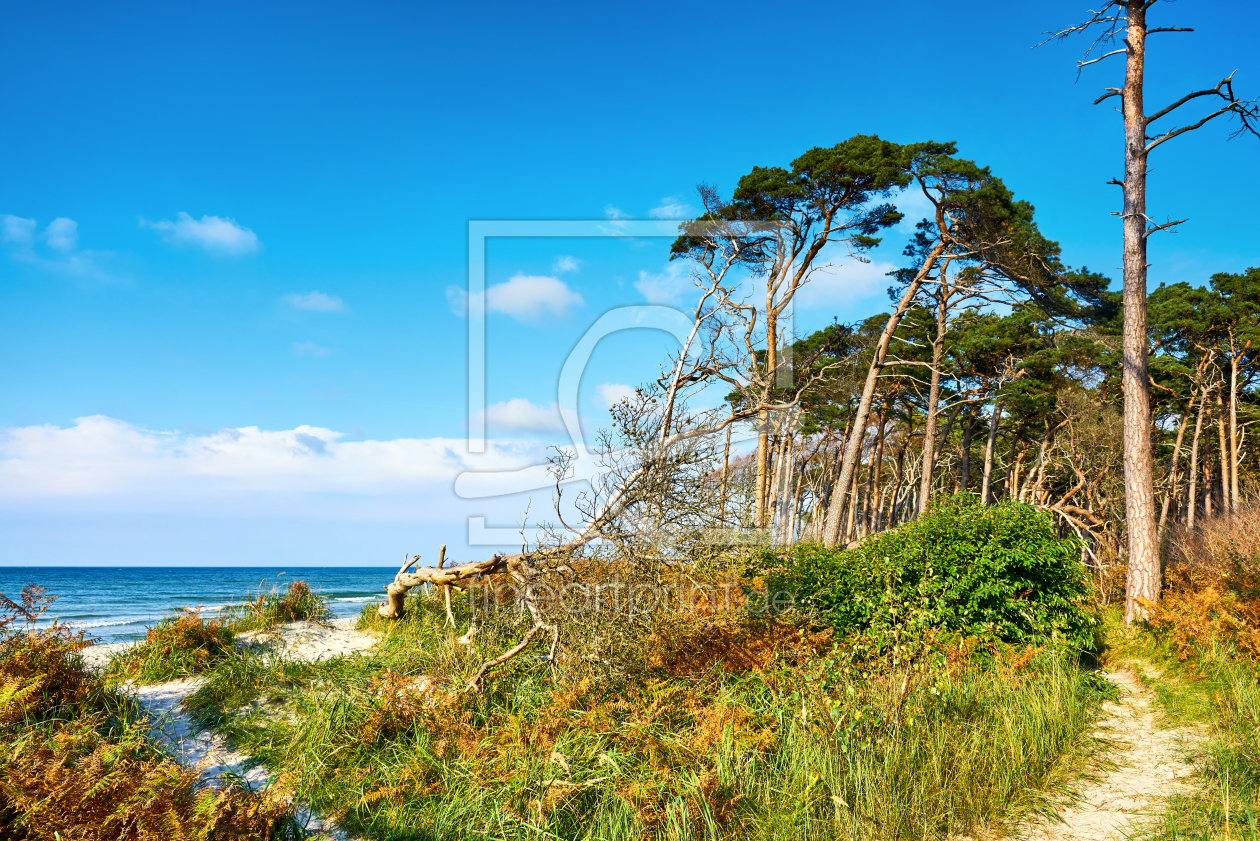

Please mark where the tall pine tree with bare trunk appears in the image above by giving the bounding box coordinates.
[1044,0,1259,625]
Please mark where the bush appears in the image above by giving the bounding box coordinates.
[757,496,1099,651]
[0,586,95,716]
[230,580,333,631]
[112,608,235,682]
[0,586,299,839]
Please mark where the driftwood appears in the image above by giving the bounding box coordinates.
[379,553,510,620]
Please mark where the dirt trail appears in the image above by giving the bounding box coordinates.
[1017,666,1205,841]
[87,617,377,841]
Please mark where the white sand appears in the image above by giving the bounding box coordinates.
[235,616,377,661]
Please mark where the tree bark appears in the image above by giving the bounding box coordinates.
[718,422,732,525]
[754,416,770,529]
[1215,386,1229,516]
[1158,386,1198,537]
[918,296,949,512]
[1229,348,1242,513]
[1186,387,1209,530]
[981,400,1003,504]
[1120,4,1160,625]
[866,409,887,537]
[959,410,974,491]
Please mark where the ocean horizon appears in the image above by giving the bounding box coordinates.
[0,566,397,642]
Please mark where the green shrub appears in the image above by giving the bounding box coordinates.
[229,580,333,631]
[111,608,235,682]
[756,496,1099,651]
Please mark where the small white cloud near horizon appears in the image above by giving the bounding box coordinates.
[480,398,568,435]
[142,212,261,256]
[0,415,550,501]
[293,341,333,357]
[284,291,345,312]
[594,382,636,409]
[648,196,696,220]
[635,261,694,305]
[448,274,584,322]
[552,255,580,274]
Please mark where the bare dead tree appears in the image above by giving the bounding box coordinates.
[1043,0,1260,623]
[376,214,844,692]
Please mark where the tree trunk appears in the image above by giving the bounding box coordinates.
[1230,348,1242,513]
[866,410,887,536]
[1158,387,1197,537]
[1120,4,1160,625]
[754,417,770,529]
[1187,388,1208,530]
[981,400,1003,504]
[1216,386,1229,517]
[823,242,946,545]
[1003,435,1021,501]
[918,297,949,512]
[718,422,732,525]
[959,410,974,491]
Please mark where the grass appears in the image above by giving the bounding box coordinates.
[108,580,334,684]
[174,585,1112,841]
[0,585,300,840]
[227,579,335,632]
[9,555,1118,839]
[1102,508,1260,841]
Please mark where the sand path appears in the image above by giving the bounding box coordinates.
[1016,666,1206,841]
[87,617,377,841]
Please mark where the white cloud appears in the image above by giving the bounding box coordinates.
[634,261,693,305]
[293,341,333,357]
[447,275,584,321]
[604,205,628,220]
[0,416,626,562]
[1,215,111,280]
[552,255,580,274]
[142,212,261,255]
[648,196,696,220]
[594,382,636,409]
[796,256,898,306]
[2,215,36,246]
[487,274,584,321]
[479,398,568,434]
[284,291,345,312]
[44,217,78,251]
[0,415,547,501]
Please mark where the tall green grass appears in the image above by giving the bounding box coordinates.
[108,580,333,684]
[1116,628,1260,841]
[180,591,1110,841]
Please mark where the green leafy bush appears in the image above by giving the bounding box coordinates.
[757,496,1099,651]
[111,608,235,681]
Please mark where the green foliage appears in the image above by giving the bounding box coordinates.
[758,497,1099,651]
[111,608,235,682]
[229,579,334,631]
[0,587,299,840]
[187,597,1106,840]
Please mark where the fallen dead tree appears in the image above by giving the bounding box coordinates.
[376,208,859,691]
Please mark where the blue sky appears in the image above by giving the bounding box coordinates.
[3,0,1258,566]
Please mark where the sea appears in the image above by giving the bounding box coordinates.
[0,567,397,643]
